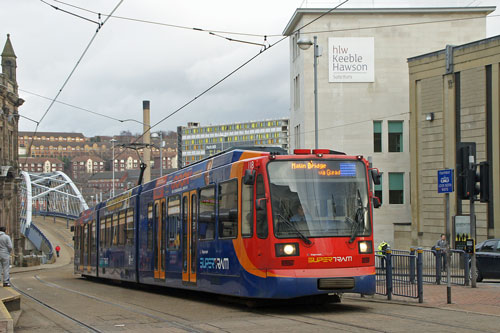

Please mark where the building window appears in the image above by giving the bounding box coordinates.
[389,173,404,204]
[388,121,403,152]
[373,121,382,153]
[293,74,300,110]
[374,174,383,205]
[294,124,300,148]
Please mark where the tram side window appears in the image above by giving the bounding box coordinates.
[256,174,268,239]
[91,220,96,253]
[167,195,181,250]
[218,179,238,239]
[84,225,88,254]
[241,180,254,238]
[112,213,119,246]
[147,203,153,251]
[118,210,126,245]
[126,208,134,245]
[199,186,215,240]
[106,216,112,247]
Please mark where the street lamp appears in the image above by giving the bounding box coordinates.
[297,35,320,149]
[151,131,164,177]
[110,138,117,197]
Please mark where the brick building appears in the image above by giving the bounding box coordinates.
[71,155,105,180]
[19,157,64,173]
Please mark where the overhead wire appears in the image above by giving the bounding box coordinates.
[111,0,351,162]
[24,0,125,164]
[49,0,500,39]
[51,0,275,38]
[19,88,145,125]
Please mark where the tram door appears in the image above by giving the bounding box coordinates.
[154,199,166,279]
[182,190,198,284]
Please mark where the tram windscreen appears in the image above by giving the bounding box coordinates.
[267,160,371,239]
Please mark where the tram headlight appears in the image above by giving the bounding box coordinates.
[275,243,299,257]
[358,241,373,254]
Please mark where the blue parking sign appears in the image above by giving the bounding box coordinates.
[437,169,454,193]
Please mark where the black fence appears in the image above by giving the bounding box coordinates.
[376,247,471,303]
[376,248,423,303]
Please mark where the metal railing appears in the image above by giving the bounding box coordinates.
[376,247,471,302]
[376,248,423,303]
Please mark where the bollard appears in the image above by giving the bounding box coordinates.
[417,248,424,303]
[435,247,441,285]
[386,248,393,300]
[410,247,416,284]
[464,252,470,286]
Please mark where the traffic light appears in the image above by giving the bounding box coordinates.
[479,161,489,203]
[456,142,476,200]
[456,142,489,202]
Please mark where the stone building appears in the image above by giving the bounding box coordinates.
[403,35,500,249]
[283,6,493,246]
[0,34,24,256]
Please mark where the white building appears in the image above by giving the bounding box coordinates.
[283,6,493,245]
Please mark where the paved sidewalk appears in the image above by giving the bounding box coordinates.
[365,282,500,316]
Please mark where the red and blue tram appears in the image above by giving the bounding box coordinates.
[74,148,378,300]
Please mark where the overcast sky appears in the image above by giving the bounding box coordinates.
[2,0,500,137]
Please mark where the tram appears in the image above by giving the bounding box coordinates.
[74,148,380,300]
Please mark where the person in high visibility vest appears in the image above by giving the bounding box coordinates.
[377,241,389,255]
[377,241,389,269]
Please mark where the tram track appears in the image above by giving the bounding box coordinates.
[11,282,102,332]
[20,275,208,332]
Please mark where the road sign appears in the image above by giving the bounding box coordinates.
[438,169,454,193]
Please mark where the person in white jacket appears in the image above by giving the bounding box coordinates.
[0,226,13,287]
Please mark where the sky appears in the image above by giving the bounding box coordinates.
[2,0,500,137]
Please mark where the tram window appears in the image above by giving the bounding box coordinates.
[147,203,153,251]
[111,214,117,246]
[84,225,88,254]
[106,216,112,247]
[118,211,126,245]
[100,216,105,248]
[167,195,181,250]
[241,181,254,238]
[218,179,238,239]
[256,174,268,239]
[126,208,134,245]
[91,220,96,253]
[199,186,215,240]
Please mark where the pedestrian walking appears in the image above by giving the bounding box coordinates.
[55,245,61,258]
[435,234,448,271]
[0,226,13,287]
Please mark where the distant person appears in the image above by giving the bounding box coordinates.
[0,226,13,287]
[435,234,448,271]
[55,245,61,258]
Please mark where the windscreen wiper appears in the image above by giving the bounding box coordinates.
[277,214,312,245]
[348,190,365,243]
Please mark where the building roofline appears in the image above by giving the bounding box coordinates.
[283,7,496,35]
[408,34,500,63]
